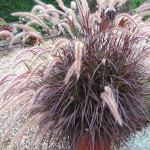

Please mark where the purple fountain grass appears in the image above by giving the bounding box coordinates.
[50,38,69,55]
[15,24,41,34]
[33,0,48,8]
[26,20,43,27]
[74,41,84,79]
[34,2,59,20]
[31,5,45,14]
[80,0,89,15]
[34,0,57,11]
[1,31,150,149]
[11,12,49,30]
[0,30,13,37]
[10,31,43,46]
[56,0,81,31]
[65,61,76,84]
[0,0,150,150]
[101,86,123,126]
[14,46,41,62]
[59,22,74,38]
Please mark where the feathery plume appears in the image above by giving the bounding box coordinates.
[75,41,84,79]
[101,86,122,126]
[0,74,16,87]
[26,20,41,27]
[37,13,51,20]
[25,60,48,84]
[44,57,60,79]
[58,23,66,36]
[44,9,67,18]
[34,0,58,15]
[56,0,81,30]
[31,51,50,67]
[112,27,134,36]
[89,13,101,27]
[115,13,139,30]
[65,62,76,84]
[11,12,49,30]
[31,5,45,14]
[135,2,150,13]
[96,0,103,14]
[13,59,32,69]
[136,11,150,19]
[0,30,13,37]
[50,38,69,55]
[46,4,60,18]
[10,31,43,46]
[1,80,23,99]
[29,85,50,105]
[33,0,47,8]
[15,24,41,36]
[80,0,89,15]
[14,46,40,62]
[60,22,74,38]
[0,90,33,115]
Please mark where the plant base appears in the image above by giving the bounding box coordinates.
[75,135,111,150]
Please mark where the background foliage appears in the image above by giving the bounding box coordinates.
[0,0,148,22]
[0,0,71,22]
[130,0,147,10]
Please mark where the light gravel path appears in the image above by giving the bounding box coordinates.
[0,46,149,150]
[0,46,41,150]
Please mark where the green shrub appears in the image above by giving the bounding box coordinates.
[130,0,147,10]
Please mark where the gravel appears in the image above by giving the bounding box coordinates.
[0,46,34,150]
[0,46,150,150]
[119,125,150,150]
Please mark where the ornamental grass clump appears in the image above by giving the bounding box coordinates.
[0,0,150,150]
